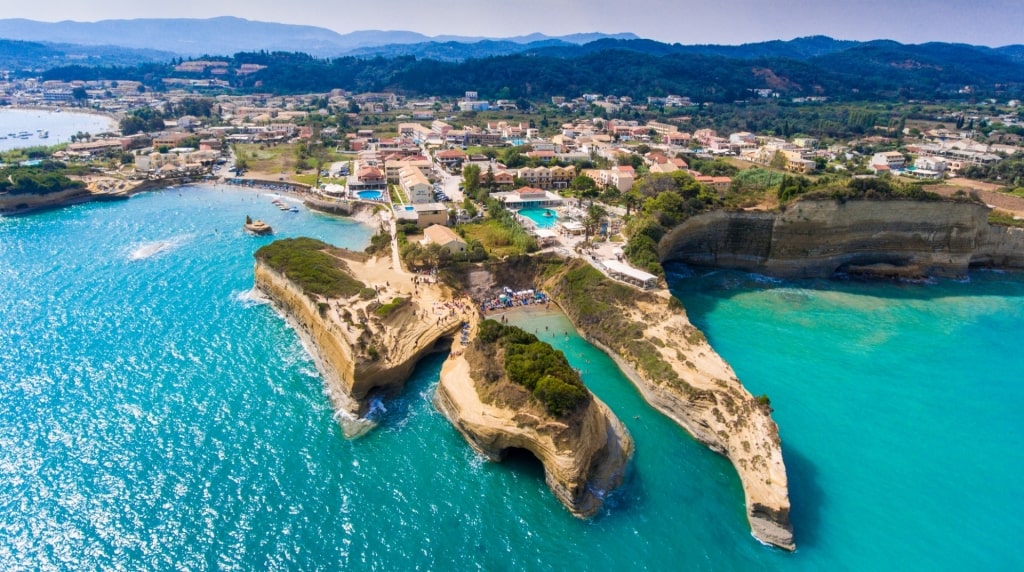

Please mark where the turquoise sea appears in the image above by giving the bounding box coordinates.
[1,186,1022,569]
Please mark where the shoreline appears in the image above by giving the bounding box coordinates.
[7,104,121,124]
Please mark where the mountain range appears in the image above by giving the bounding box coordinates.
[0,17,638,58]
[6,17,1024,103]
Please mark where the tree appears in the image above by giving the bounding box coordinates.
[569,174,598,206]
[71,87,88,101]
[583,204,608,240]
[462,164,481,195]
[622,189,642,217]
[770,150,788,170]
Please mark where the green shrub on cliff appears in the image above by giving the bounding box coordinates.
[548,260,684,389]
[0,163,85,195]
[255,237,368,298]
[375,297,408,317]
[475,320,589,417]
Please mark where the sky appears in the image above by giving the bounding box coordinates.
[4,0,1023,46]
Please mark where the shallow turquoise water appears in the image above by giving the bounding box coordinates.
[668,265,1024,569]
[3,187,1022,569]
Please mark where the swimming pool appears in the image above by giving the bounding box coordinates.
[357,190,383,201]
[517,208,558,229]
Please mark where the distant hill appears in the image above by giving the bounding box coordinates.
[523,36,862,60]
[0,17,637,58]
[344,39,575,61]
[0,39,175,70]
[39,39,1024,104]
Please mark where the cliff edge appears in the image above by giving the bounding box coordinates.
[542,259,794,550]
[660,198,1024,279]
[434,320,633,517]
[253,238,466,435]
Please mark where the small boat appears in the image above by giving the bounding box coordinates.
[288,206,299,213]
[243,216,273,236]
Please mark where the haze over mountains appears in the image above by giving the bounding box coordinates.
[0,17,638,58]
[3,16,1023,102]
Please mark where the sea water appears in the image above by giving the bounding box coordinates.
[0,109,117,152]
[2,187,1022,570]
[667,264,1024,570]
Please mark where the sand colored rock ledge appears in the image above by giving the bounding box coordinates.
[254,250,465,436]
[542,260,794,550]
[434,348,633,518]
[660,198,1024,279]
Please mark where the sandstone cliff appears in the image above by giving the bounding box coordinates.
[254,257,463,435]
[543,260,794,550]
[660,198,1024,279]
[434,349,633,517]
[0,187,92,214]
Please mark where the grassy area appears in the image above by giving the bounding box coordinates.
[374,297,409,317]
[391,184,409,204]
[988,209,1024,228]
[255,237,376,298]
[464,145,500,156]
[459,218,537,258]
[234,143,300,174]
[294,174,347,187]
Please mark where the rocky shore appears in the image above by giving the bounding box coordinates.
[660,198,1024,279]
[536,259,795,550]
[253,249,466,436]
[0,177,190,216]
[434,330,633,517]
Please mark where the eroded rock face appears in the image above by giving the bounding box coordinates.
[541,262,794,550]
[434,352,633,518]
[254,261,461,427]
[660,199,1024,278]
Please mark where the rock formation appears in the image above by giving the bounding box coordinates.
[542,260,795,550]
[660,198,1024,279]
[254,250,464,436]
[434,340,633,518]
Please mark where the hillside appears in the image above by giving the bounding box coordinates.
[0,39,174,70]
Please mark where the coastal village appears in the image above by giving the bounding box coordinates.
[3,62,1024,558]
[4,12,1024,570]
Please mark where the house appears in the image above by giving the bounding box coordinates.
[436,149,468,169]
[349,165,387,190]
[385,156,432,181]
[485,168,515,188]
[871,151,906,170]
[914,156,947,173]
[399,166,432,203]
[422,224,466,254]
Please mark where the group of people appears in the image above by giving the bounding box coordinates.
[225,178,299,193]
[479,287,549,314]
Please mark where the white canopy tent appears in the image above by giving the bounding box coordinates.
[602,259,659,289]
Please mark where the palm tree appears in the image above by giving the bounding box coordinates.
[583,203,608,241]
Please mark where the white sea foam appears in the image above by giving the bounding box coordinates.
[127,235,192,261]
[232,288,268,308]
